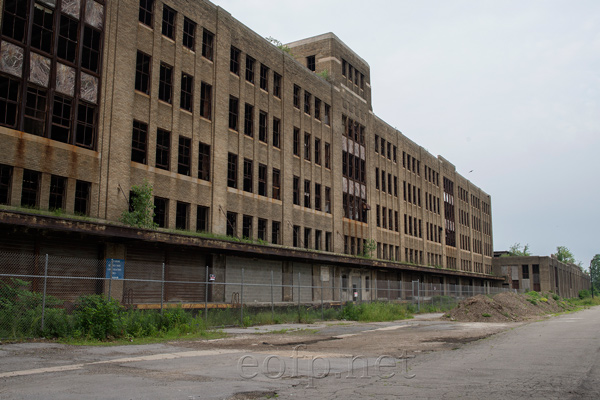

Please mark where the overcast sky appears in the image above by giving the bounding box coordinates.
[213,0,600,267]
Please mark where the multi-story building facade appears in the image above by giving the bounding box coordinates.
[0,0,499,303]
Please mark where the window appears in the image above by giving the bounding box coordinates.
[244,104,254,137]
[74,180,91,215]
[324,104,330,126]
[227,153,237,188]
[315,183,321,211]
[304,180,311,208]
[178,136,191,175]
[272,169,281,200]
[50,95,72,144]
[57,15,79,61]
[259,111,267,142]
[198,142,210,181]
[196,206,209,232]
[135,51,151,94]
[174,201,189,230]
[0,165,13,205]
[242,215,252,239]
[21,169,40,208]
[306,55,316,71]
[31,4,54,54]
[375,168,379,189]
[76,102,96,149]
[24,86,47,136]
[159,63,173,103]
[154,197,168,227]
[293,127,300,156]
[155,129,170,170]
[324,143,331,169]
[257,218,267,241]
[272,221,281,244]
[82,26,101,73]
[293,176,300,205]
[293,85,300,108]
[131,120,148,164]
[272,117,281,148]
[304,228,311,249]
[315,230,322,250]
[49,175,67,211]
[325,232,332,252]
[201,29,214,60]
[183,17,196,50]
[304,91,311,115]
[200,82,212,119]
[228,96,239,131]
[0,76,19,128]
[162,5,176,39]
[179,73,193,112]
[2,0,27,42]
[226,211,237,237]
[245,56,255,83]
[243,159,253,193]
[273,73,282,98]
[325,187,331,213]
[139,0,154,27]
[293,225,300,247]
[230,46,240,75]
[375,135,380,153]
[304,133,311,161]
[315,138,321,165]
[522,265,530,280]
[260,64,269,91]
[258,164,267,196]
[314,98,321,120]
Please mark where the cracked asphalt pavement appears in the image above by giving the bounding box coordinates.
[0,308,599,399]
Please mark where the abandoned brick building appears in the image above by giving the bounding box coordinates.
[0,0,505,304]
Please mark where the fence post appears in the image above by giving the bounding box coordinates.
[204,267,209,323]
[160,263,165,314]
[271,269,274,321]
[297,272,301,321]
[108,259,114,302]
[41,254,49,332]
[387,279,390,302]
[320,273,324,321]
[241,268,244,326]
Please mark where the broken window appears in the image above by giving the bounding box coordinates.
[258,111,267,142]
[272,117,280,148]
[304,228,311,249]
[200,82,212,119]
[245,55,254,83]
[242,215,252,239]
[2,0,27,42]
[315,138,321,165]
[82,26,101,73]
[139,0,154,27]
[258,163,266,196]
[293,127,299,156]
[175,201,189,230]
[0,75,20,128]
[257,218,267,241]
[153,197,168,228]
[226,211,237,237]
[272,168,280,200]
[293,85,300,108]
[24,86,47,136]
[314,97,321,120]
[272,221,280,244]
[50,94,72,144]
[228,96,238,131]
[201,29,213,60]
[307,55,316,71]
[244,103,253,137]
[304,91,311,115]
[196,206,209,232]
[243,158,252,193]
[273,73,281,98]
[21,169,40,208]
[74,180,91,215]
[304,179,311,208]
[31,3,54,54]
[324,142,330,169]
[227,153,237,188]
[260,64,268,91]
[230,46,240,75]
[135,51,151,94]
[304,133,311,161]
[0,164,13,205]
[293,176,300,205]
[315,183,321,211]
[58,15,78,63]
[49,175,67,211]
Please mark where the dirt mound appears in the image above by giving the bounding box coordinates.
[446,292,572,323]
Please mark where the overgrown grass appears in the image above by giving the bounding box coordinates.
[339,301,412,322]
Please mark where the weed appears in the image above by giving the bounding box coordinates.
[482,313,491,318]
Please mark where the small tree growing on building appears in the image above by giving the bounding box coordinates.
[363,239,377,258]
[120,180,157,229]
[507,243,531,256]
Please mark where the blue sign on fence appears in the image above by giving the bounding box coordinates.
[105,259,125,280]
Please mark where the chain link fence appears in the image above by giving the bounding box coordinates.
[0,251,519,340]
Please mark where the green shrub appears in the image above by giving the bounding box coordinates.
[74,295,124,340]
[482,313,491,318]
[579,290,591,299]
[552,294,560,301]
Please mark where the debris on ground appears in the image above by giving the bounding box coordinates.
[445,292,574,323]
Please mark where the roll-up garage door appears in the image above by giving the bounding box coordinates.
[166,249,206,303]
[40,238,102,302]
[125,245,165,304]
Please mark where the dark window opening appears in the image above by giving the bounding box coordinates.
[131,120,148,164]
[242,215,252,239]
[258,111,267,142]
[258,163,266,196]
[230,46,240,75]
[314,98,321,120]
[273,73,281,98]
[272,117,280,148]
[315,183,321,211]
[200,82,212,119]
[293,127,299,156]
[154,197,168,227]
[227,153,237,188]
[0,75,20,128]
[183,17,196,50]
[196,206,209,232]
[293,176,300,205]
[31,3,54,54]
[243,159,253,193]
[198,142,210,181]
[226,211,237,237]
[159,63,173,103]
[304,133,311,161]
[139,0,154,27]
[304,228,311,249]
[75,102,96,149]
[244,103,253,137]
[175,201,189,230]
[260,64,269,91]
[272,168,280,200]
[324,142,330,169]
[135,51,151,94]
[24,86,47,136]
[180,73,193,112]
[0,164,13,205]
[306,55,316,71]
[304,91,311,115]
[2,0,27,42]
[155,128,170,170]
[57,15,78,63]
[49,175,67,211]
[162,5,176,39]
[177,136,191,176]
[315,138,321,165]
[293,85,300,108]
[74,180,91,215]
[257,218,267,241]
[228,96,238,131]
[245,56,255,83]
[292,225,300,247]
[50,95,72,144]
[82,26,101,73]
[21,169,40,208]
[304,179,311,208]
[202,29,214,60]
[272,221,280,244]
